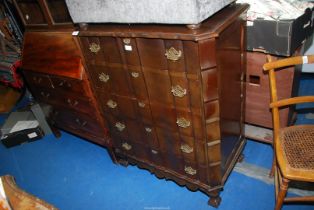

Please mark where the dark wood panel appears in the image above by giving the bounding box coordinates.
[199,39,216,70]
[136,38,168,69]
[201,68,218,102]
[245,52,294,128]
[22,32,83,79]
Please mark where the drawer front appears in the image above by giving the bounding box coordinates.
[53,109,105,137]
[114,138,152,163]
[57,92,95,115]
[80,37,122,65]
[31,88,58,104]
[87,65,133,97]
[150,103,203,139]
[80,37,201,75]
[24,71,53,89]
[107,115,157,146]
[49,76,89,96]
[32,87,96,115]
[98,92,153,124]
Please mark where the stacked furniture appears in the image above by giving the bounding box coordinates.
[13,0,112,148]
[13,0,249,207]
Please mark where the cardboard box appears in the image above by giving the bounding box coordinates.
[247,8,313,56]
[0,111,44,148]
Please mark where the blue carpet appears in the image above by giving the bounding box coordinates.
[0,74,313,210]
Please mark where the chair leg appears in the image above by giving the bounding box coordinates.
[275,178,289,210]
[268,149,277,178]
[269,154,276,178]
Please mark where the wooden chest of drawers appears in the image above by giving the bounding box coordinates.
[77,4,248,206]
[22,31,111,146]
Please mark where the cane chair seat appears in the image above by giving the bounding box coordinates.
[277,125,314,182]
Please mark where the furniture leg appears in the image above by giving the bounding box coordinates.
[207,189,222,208]
[275,178,289,210]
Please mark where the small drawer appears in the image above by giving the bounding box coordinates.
[98,92,153,124]
[32,88,57,104]
[49,76,89,96]
[88,65,133,97]
[150,103,197,138]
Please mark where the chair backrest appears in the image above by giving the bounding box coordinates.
[263,55,314,143]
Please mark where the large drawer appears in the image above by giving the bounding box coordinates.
[52,109,105,138]
[24,71,90,96]
[30,87,96,115]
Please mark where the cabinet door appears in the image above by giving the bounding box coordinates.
[15,0,47,25]
[46,0,72,23]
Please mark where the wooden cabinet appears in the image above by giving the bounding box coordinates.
[21,31,111,146]
[13,0,72,29]
[77,4,248,206]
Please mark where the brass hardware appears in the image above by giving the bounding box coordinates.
[115,122,126,131]
[151,150,158,154]
[184,166,197,175]
[176,117,190,128]
[138,102,145,108]
[180,144,193,154]
[89,42,100,53]
[67,99,78,106]
[40,92,50,98]
[75,118,87,127]
[33,77,42,83]
[122,142,132,151]
[131,72,139,78]
[165,47,182,61]
[171,85,187,97]
[98,73,110,83]
[107,100,117,109]
[145,127,152,133]
[123,38,131,45]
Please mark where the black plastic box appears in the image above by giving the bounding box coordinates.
[0,111,44,148]
[247,8,314,56]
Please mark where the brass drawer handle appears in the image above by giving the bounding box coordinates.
[75,118,87,127]
[184,166,197,175]
[40,91,50,98]
[67,99,78,106]
[145,127,152,133]
[115,122,126,131]
[176,117,190,128]
[138,102,145,108]
[89,42,100,53]
[165,47,182,61]
[107,100,117,109]
[122,142,132,151]
[33,77,42,83]
[151,150,158,154]
[131,72,139,78]
[171,85,187,97]
[98,73,110,83]
[58,81,72,88]
[180,144,193,154]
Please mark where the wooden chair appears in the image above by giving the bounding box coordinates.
[263,55,314,210]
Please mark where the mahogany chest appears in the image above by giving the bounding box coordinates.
[77,4,248,206]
